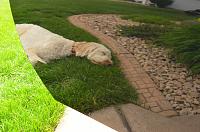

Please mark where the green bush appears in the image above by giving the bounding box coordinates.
[150,0,174,8]
[120,24,170,39]
[157,24,200,74]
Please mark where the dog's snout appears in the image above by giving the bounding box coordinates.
[109,60,113,65]
[103,60,113,65]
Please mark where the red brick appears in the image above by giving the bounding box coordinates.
[147,97,158,102]
[131,74,140,78]
[146,102,158,108]
[138,89,148,94]
[132,77,141,81]
[141,103,145,108]
[130,61,139,66]
[144,103,150,109]
[138,84,147,89]
[138,94,146,103]
[125,73,132,77]
[157,100,173,111]
[148,88,156,93]
[146,83,156,88]
[151,107,161,113]
[136,80,145,85]
[152,90,162,97]
[157,95,166,100]
[132,65,140,69]
[142,78,153,84]
[143,93,151,98]
[124,54,134,58]
[135,68,144,73]
[123,69,133,73]
[159,110,177,117]
[130,82,139,90]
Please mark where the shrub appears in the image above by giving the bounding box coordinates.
[120,24,170,39]
[157,24,200,74]
[150,0,174,8]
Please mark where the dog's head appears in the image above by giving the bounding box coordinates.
[74,42,113,65]
[88,46,113,66]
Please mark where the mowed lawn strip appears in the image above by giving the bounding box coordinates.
[0,0,64,131]
[10,0,192,41]
[35,57,138,113]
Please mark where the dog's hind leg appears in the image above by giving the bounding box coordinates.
[26,49,47,65]
[29,54,47,65]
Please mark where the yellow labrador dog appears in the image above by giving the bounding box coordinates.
[16,24,112,65]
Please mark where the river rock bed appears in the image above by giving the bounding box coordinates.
[78,14,200,115]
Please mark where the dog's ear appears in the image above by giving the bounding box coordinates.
[102,60,113,65]
[73,42,88,56]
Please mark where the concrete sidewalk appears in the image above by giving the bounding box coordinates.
[90,104,200,132]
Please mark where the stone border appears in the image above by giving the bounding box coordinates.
[68,14,177,117]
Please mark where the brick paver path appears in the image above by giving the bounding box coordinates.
[68,14,177,117]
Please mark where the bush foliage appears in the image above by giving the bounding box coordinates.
[120,24,170,39]
[150,0,174,8]
[157,24,200,74]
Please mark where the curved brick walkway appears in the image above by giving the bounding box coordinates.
[68,14,177,117]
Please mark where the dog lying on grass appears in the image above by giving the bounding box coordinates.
[16,24,113,65]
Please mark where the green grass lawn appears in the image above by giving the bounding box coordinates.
[35,57,137,113]
[10,0,191,41]
[0,0,64,131]
[9,0,196,114]
[122,11,194,25]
